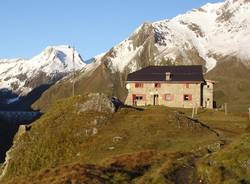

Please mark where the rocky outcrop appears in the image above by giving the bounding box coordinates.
[76,93,116,114]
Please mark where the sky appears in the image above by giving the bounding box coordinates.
[0,0,222,60]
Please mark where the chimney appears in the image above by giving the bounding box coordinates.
[165,72,172,81]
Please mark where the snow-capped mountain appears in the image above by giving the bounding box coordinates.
[0,45,86,102]
[97,0,250,73]
[32,0,250,112]
[1,0,250,109]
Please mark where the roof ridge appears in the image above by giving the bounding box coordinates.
[127,65,204,82]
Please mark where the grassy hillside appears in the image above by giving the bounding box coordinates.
[197,134,250,183]
[32,63,127,112]
[1,93,249,184]
[206,59,250,112]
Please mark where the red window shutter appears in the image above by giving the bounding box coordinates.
[135,83,144,88]
[155,83,161,88]
[132,94,136,100]
[189,95,192,101]
[143,94,146,101]
[165,94,173,101]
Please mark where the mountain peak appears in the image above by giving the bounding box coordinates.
[32,45,85,70]
[93,0,250,73]
[0,45,86,96]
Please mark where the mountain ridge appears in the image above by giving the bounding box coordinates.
[96,0,250,74]
[0,45,86,105]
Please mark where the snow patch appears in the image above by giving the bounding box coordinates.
[6,97,20,104]
[109,39,143,72]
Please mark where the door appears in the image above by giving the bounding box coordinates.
[205,98,210,108]
[153,95,159,106]
[132,94,137,106]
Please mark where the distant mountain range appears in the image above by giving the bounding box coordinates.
[0,45,86,105]
[0,0,250,111]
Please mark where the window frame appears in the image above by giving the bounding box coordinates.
[133,94,146,101]
[136,96,143,101]
[184,94,192,101]
[154,83,161,88]
[165,94,174,101]
[135,83,144,88]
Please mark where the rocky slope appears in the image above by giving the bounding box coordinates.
[0,45,86,105]
[33,0,250,112]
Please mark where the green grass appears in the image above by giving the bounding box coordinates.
[197,134,250,183]
[76,107,219,164]
[2,95,250,184]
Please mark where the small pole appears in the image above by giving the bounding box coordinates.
[192,105,195,118]
[225,103,228,116]
[195,103,198,115]
[248,108,250,121]
[72,46,76,97]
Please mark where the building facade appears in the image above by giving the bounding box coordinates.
[125,66,214,109]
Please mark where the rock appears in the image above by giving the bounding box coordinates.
[77,93,115,114]
[113,136,123,143]
[92,128,98,136]
[90,119,98,126]
[207,142,222,153]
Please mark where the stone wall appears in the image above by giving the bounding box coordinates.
[125,82,203,108]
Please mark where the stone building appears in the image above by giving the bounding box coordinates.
[125,65,214,109]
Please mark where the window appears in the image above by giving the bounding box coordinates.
[135,83,143,88]
[133,94,145,101]
[186,83,190,88]
[165,94,174,101]
[136,96,143,101]
[184,94,192,101]
[154,83,161,88]
[207,85,210,88]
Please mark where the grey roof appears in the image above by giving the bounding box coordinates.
[127,65,205,82]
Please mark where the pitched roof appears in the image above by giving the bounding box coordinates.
[127,65,205,82]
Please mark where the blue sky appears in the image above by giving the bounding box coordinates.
[0,0,221,60]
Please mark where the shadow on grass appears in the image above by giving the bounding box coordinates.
[111,97,144,112]
[196,109,208,115]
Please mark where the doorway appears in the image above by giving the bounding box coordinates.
[153,94,159,106]
[205,98,210,108]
